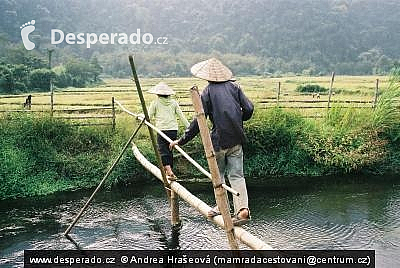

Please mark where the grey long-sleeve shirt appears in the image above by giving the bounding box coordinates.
[177,81,254,151]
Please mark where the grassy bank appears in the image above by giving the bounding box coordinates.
[0,114,156,200]
[1,73,399,200]
[244,73,400,178]
[1,105,399,200]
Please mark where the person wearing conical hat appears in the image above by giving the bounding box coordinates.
[169,58,254,226]
[148,82,189,179]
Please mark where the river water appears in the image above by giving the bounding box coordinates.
[0,176,399,267]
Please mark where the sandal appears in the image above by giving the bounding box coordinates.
[232,209,250,226]
[207,206,221,218]
[166,174,177,181]
[164,167,177,181]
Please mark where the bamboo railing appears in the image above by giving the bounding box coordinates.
[114,100,239,197]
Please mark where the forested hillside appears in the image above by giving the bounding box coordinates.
[1,0,399,79]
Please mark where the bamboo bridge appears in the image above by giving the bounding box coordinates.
[63,56,273,250]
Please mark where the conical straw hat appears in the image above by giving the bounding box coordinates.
[148,82,175,95]
[190,58,233,82]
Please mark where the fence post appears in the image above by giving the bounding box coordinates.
[276,81,281,106]
[48,48,54,117]
[327,72,335,109]
[112,97,116,131]
[50,86,54,117]
[373,78,379,109]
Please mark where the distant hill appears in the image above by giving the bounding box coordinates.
[1,0,399,76]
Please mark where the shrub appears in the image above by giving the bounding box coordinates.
[53,66,73,88]
[244,108,316,177]
[301,127,387,172]
[296,84,329,93]
[29,68,56,91]
[0,65,14,93]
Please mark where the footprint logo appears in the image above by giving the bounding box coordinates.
[20,20,36,50]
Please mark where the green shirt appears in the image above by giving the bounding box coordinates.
[148,96,189,130]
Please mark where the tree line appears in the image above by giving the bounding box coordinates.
[0,47,102,94]
[1,0,399,82]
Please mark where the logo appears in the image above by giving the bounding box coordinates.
[51,29,168,48]
[19,19,168,50]
[20,20,36,50]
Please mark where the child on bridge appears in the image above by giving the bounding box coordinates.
[148,82,189,179]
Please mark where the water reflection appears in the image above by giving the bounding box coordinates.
[0,176,399,267]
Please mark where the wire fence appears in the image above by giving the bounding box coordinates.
[0,92,116,129]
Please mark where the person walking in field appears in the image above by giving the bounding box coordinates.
[169,58,254,226]
[148,82,189,179]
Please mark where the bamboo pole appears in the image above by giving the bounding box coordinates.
[55,107,113,112]
[69,123,113,127]
[327,72,335,109]
[258,96,388,102]
[128,55,177,223]
[132,143,272,250]
[64,119,145,236]
[114,99,239,196]
[189,86,239,250]
[128,56,169,189]
[54,115,114,119]
[170,190,180,226]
